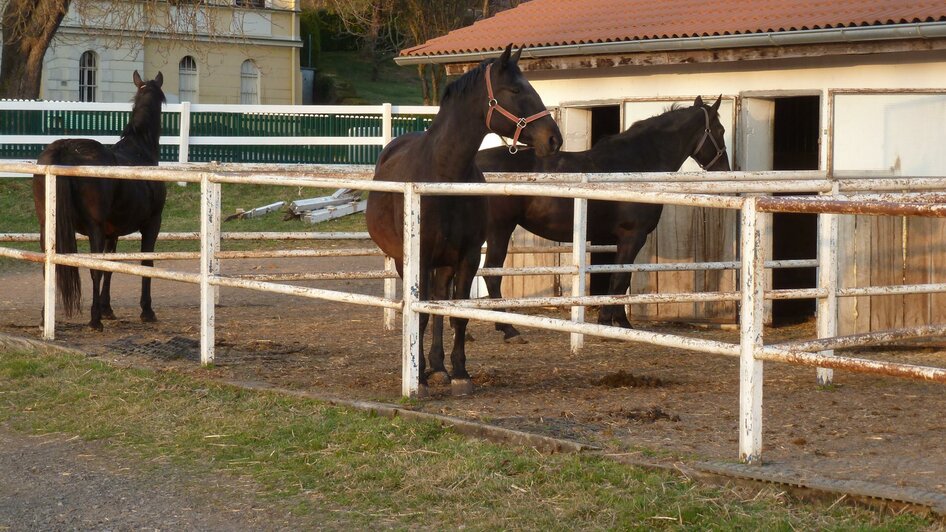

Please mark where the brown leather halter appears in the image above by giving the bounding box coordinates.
[692,105,726,170]
[485,63,550,154]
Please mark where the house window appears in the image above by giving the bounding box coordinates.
[240,60,260,104]
[79,51,97,102]
[235,0,265,7]
[179,56,198,103]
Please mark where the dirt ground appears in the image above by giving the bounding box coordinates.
[2,250,946,501]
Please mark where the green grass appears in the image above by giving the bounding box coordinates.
[318,51,424,105]
[0,348,934,529]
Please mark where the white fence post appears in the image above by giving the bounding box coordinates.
[401,184,422,397]
[200,173,221,366]
[739,197,765,464]
[816,188,839,385]
[177,101,191,187]
[43,171,57,340]
[571,190,588,353]
[382,102,397,331]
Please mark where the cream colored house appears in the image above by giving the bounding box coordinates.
[40,0,301,104]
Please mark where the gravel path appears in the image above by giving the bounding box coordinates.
[0,426,315,531]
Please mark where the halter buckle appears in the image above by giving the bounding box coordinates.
[516,118,527,129]
[488,98,498,108]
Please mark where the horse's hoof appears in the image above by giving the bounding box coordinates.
[503,334,527,344]
[102,311,117,320]
[89,322,104,332]
[427,371,451,386]
[140,312,157,323]
[451,378,474,396]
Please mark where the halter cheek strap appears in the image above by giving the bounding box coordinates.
[692,106,726,170]
[485,63,550,154]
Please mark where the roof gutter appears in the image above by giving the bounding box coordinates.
[394,21,946,66]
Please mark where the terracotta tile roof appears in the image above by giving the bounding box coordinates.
[400,0,946,58]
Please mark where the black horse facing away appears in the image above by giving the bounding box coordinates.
[33,71,167,331]
[476,96,730,342]
[366,44,562,396]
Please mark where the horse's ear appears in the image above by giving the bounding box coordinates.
[711,94,722,112]
[498,43,513,70]
[693,95,704,107]
[133,70,144,88]
[155,71,164,88]
[511,45,523,65]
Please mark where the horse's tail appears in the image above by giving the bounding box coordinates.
[46,171,82,316]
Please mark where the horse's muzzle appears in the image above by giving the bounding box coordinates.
[531,122,563,157]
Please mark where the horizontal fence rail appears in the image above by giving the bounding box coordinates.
[1,160,945,467]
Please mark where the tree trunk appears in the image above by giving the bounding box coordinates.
[416,64,431,105]
[0,0,70,100]
[367,1,382,82]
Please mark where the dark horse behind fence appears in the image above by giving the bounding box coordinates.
[366,44,562,396]
[32,71,167,331]
[476,96,731,342]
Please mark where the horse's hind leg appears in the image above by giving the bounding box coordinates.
[599,231,649,328]
[484,219,523,342]
[425,267,452,385]
[139,215,161,322]
[100,237,118,320]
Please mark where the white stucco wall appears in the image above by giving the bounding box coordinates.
[527,51,946,174]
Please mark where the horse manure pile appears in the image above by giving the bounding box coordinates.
[610,406,681,423]
[594,370,669,388]
[104,336,199,362]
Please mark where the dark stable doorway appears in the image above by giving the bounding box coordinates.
[591,105,621,146]
[771,95,820,324]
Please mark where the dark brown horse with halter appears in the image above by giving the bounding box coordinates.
[366,44,562,396]
[476,96,730,342]
[33,71,167,332]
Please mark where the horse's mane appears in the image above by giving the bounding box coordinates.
[440,59,491,104]
[121,81,167,142]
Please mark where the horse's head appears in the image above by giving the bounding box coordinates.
[690,95,730,171]
[132,70,167,108]
[485,44,562,157]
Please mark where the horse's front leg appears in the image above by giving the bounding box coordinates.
[138,215,161,322]
[599,231,649,329]
[447,247,481,396]
[426,267,453,385]
[87,229,107,331]
[100,236,118,320]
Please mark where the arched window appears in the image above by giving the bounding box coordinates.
[79,51,97,102]
[240,60,260,104]
[179,56,198,103]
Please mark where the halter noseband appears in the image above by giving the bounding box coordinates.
[692,106,726,170]
[485,63,550,154]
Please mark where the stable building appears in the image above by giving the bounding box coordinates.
[396,0,946,333]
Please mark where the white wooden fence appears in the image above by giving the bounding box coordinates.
[1,161,946,466]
